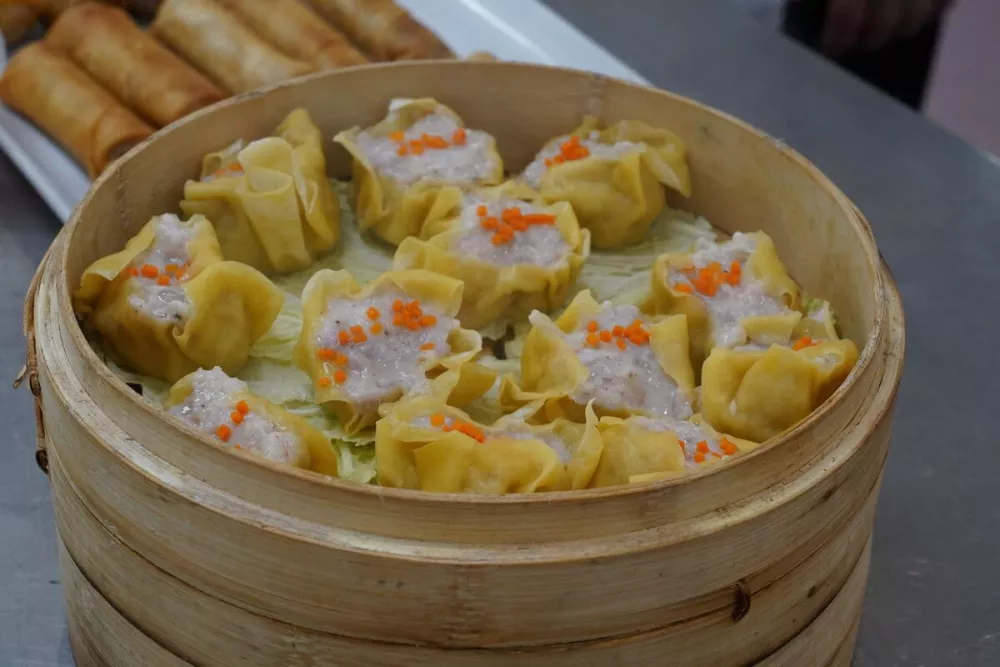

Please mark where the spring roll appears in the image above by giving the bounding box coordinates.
[21,0,125,18]
[151,0,313,94]
[215,0,367,70]
[304,0,453,61]
[0,43,153,178]
[0,5,40,44]
[46,2,225,127]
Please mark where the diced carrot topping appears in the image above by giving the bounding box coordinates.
[420,315,437,327]
[522,213,556,225]
[675,283,694,294]
[231,411,244,425]
[509,217,529,232]
[501,207,522,222]
[338,330,350,346]
[452,128,467,145]
[156,275,170,286]
[599,330,612,343]
[317,348,335,361]
[318,377,331,388]
[393,299,404,312]
[216,425,232,442]
[411,143,425,156]
[393,313,405,326]
[586,333,600,348]
[334,352,349,366]
[616,338,627,350]
[476,204,488,217]
[612,325,625,337]
[420,342,435,351]
[371,323,383,335]
[333,370,347,384]
[481,217,498,230]
[694,452,706,463]
[406,320,421,331]
[720,438,739,456]
[491,233,508,245]
[367,307,380,320]
[430,413,446,427]
[164,263,179,275]
[350,326,368,344]
[397,145,409,156]
[424,135,449,149]
[727,261,742,285]
[587,320,599,333]
[678,440,687,451]
[235,400,249,415]
[126,267,139,277]
[388,131,405,142]
[544,158,554,167]
[141,264,159,278]
[696,440,709,453]
[792,336,816,351]
[228,162,243,172]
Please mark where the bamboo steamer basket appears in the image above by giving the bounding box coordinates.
[22,62,905,666]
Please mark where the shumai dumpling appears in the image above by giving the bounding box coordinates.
[74,214,284,383]
[393,182,591,330]
[701,337,860,442]
[591,414,758,487]
[180,108,340,274]
[294,269,495,434]
[520,117,691,249]
[645,231,803,371]
[499,290,696,424]
[166,367,339,476]
[334,98,504,246]
[375,395,602,493]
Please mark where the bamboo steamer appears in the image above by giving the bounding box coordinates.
[22,62,905,666]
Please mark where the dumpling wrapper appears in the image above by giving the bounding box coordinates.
[523,117,691,249]
[700,340,860,442]
[591,414,758,487]
[334,98,504,246]
[499,290,696,424]
[376,395,602,493]
[295,269,494,434]
[74,214,284,383]
[180,108,340,274]
[393,182,591,330]
[166,368,340,476]
[645,230,802,370]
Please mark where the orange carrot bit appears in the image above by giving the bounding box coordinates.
[393,299,404,312]
[727,261,742,285]
[334,352,349,366]
[235,399,250,415]
[599,330,612,343]
[430,413,446,427]
[522,213,556,225]
[792,336,816,351]
[586,320,599,333]
[720,438,739,456]
[611,325,625,337]
[388,130,405,142]
[156,274,171,286]
[317,347,336,361]
[694,452,706,463]
[367,306,381,321]
[337,330,351,346]
[405,319,421,331]
[696,440,710,454]
[370,323,383,335]
[420,315,437,327]
[501,207,522,222]
[424,135,449,149]
[616,338,627,351]
[397,144,409,156]
[126,266,139,277]
[420,342,436,351]
[675,283,694,294]
[509,217,529,232]
[229,162,244,172]
[586,333,600,348]
[140,264,159,278]
[452,128,467,145]
[164,263,179,275]
[706,261,723,277]
[476,204,488,217]
[318,376,332,388]
[491,232,510,245]
[544,158,554,168]
[216,424,232,442]
[333,369,348,384]
[481,216,499,231]
[442,422,455,432]
[230,410,245,425]
[350,326,368,344]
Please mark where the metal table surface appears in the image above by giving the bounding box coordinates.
[1,1,998,665]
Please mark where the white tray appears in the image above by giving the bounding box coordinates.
[0,0,647,223]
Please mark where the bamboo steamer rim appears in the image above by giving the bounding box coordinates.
[53,60,891,506]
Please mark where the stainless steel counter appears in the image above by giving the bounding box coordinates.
[2,1,998,664]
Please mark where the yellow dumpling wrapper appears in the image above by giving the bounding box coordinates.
[334,98,504,246]
[591,414,758,487]
[498,290,696,424]
[74,214,284,383]
[393,182,591,330]
[165,368,339,476]
[180,108,340,274]
[700,339,860,442]
[522,116,691,249]
[295,268,494,435]
[645,230,802,370]
[375,395,602,493]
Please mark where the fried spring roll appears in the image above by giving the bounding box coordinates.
[304,0,453,61]
[151,0,313,94]
[0,43,153,178]
[21,0,125,18]
[215,0,367,70]
[46,2,225,127]
[0,5,40,44]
